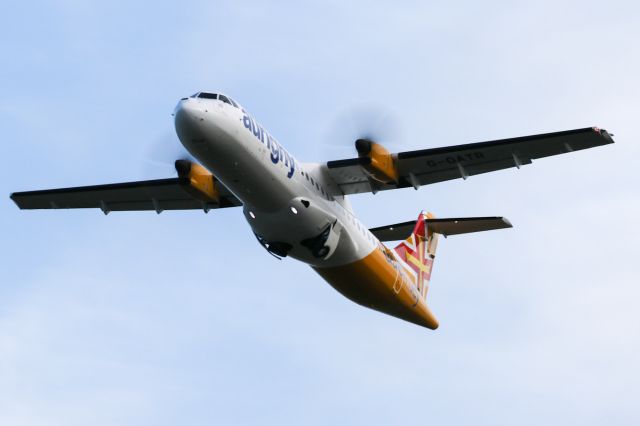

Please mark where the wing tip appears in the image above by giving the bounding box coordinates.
[596,127,615,144]
[9,192,23,208]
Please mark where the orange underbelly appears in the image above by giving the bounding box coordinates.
[313,249,439,329]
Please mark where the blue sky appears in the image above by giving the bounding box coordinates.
[1,1,639,425]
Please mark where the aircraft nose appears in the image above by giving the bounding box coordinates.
[174,99,205,127]
[174,98,207,144]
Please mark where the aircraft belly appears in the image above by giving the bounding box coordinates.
[244,196,367,267]
[313,249,439,329]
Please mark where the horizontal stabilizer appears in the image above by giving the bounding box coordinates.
[370,216,512,241]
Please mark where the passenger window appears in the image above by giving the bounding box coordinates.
[218,95,232,105]
[310,177,314,185]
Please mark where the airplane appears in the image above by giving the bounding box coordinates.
[10,92,614,329]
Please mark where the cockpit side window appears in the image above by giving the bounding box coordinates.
[218,95,232,105]
[197,92,218,100]
[228,97,239,108]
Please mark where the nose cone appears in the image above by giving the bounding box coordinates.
[174,99,207,144]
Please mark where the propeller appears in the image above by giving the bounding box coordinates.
[142,132,195,177]
[174,158,194,178]
[323,104,406,158]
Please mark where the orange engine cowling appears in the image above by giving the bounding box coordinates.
[355,139,399,184]
[175,159,220,203]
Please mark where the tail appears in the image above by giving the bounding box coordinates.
[387,212,512,301]
[393,212,438,300]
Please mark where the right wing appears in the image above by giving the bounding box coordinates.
[326,127,614,195]
[11,177,242,214]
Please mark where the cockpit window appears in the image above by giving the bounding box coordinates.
[197,92,218,100]
[192,92,240,109]
[218,94,232,105]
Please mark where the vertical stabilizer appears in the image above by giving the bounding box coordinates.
[393,212,439,299]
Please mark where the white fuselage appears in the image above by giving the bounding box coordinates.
[174,95,377,268]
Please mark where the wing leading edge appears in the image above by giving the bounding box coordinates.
[326,127,614,195]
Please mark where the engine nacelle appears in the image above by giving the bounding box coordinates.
[355,139,399,184]
[175,159,220,203]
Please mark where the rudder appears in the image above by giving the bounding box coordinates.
[393,212,439,300]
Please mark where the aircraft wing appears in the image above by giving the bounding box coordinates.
[326,127,614,195]
[10,177,242,214]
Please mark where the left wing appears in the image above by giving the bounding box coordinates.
[326,127,614,195]
[11,161,242,214]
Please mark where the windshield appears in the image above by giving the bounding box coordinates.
[192,92,239,108]
[197,92,217,100]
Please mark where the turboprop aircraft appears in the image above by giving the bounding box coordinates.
[10,92,614,329]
